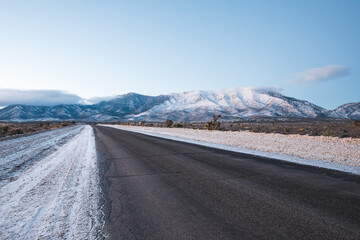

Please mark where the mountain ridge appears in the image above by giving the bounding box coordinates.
[0,87,358,122]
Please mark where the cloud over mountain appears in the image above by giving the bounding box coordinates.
[0,89,83,106]
[292,65,350,83]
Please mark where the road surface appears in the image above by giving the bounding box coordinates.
[94,125,360,240]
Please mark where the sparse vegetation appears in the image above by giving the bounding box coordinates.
[355,120,360,127]
[11,128,24,135]
[165,119,173,128]
[2,125,9,134]
[173,122,183,128]
[205,115,221,130]
[119,118,360,138]
[0,122,76,138]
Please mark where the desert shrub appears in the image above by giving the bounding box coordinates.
[11,128,24,135]
[61,122,69,126]
[252,128,260,133]
[205,115,221,130]
[252,124,262,133]
[340,130,350,138]
[355,120,360,127]
[165,119,173,128]
[71,120,76,125]
[309,130,319,136]
[2,126,9,133]
[173,122,183,128]
[284,128,290,134]
[140,120,146,126]
[323,130,333,136]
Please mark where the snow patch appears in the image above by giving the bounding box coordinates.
[0,125,105,239]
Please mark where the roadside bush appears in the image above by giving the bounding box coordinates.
[205,115,221,130]
[173,122,183,128]
[284,127,290,134]
[28,127,36,132]
[340,130,350,138]
[355,120,360,127]
[11,128,24,135]
[2,126,9,133]
[165,119,173,128]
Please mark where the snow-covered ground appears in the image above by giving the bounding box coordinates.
[102,125,360,175]
[0,125,104,239]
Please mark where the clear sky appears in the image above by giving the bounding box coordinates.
[0,0,359,109]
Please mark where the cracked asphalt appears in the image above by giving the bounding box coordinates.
[94,125,360,240]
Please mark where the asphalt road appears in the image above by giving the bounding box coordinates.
[93,126,360,240]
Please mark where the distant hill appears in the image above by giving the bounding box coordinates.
[334,102,360,120]
[0,87,358,122]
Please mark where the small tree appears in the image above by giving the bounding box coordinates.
[205,115,221,130]
[355,120,360,127]
[165,119,173,128]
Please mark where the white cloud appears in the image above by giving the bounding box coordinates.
[0,89,83,106]
[251,86,284,93]
[79,95,117,105]
[292,65,350,83]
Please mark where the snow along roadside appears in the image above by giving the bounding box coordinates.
[101,125,360,175]
[0,125,105,239]
[0,125,83,189]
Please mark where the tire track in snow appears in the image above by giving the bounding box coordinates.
[0,125,104,239]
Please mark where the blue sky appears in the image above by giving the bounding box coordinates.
[0,0,359,109]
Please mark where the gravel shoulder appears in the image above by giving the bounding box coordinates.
[102,125,360,174]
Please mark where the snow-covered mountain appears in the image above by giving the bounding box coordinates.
[0,87,357,122]
[129,87,336,121]
[0,93,168,122]
[334,102,360,120]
